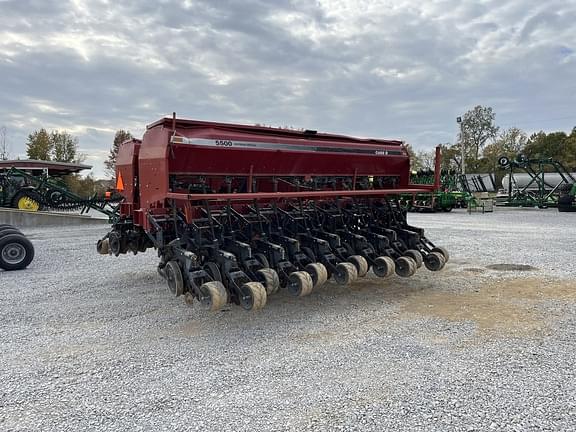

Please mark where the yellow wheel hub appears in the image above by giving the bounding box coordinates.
[17,196,40,212]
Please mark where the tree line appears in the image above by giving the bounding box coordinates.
[411,105,576,173]
[23,128,132,197]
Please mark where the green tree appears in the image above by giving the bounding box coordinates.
[459,105,499,171]
[105,129,133,178]
[524,130,576,170]
[26,128,53,160]
[51,130,79,163]
[480,127,528,171]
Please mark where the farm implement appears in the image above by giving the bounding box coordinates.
[97,116,449,311]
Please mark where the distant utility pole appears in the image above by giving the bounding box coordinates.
[457,116,465,176]
[0,126,8,161]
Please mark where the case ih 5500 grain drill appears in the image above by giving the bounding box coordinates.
[97,116,449,311]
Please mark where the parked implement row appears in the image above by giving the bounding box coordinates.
[97,116,449,311]
[0,224,35,271]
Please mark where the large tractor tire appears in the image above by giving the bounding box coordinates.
[12,191,42,212]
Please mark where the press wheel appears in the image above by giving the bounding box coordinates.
[239,281,267,310]
[395,256,417,278]
[305,262,328,288]
[348,255,369,277]
[424,252,446,271]
[372,256,395,278]
[431,247,449,263]
[404,249,423,268]
[287,271,314,297]
[257,268,280,295]
[199,281,228,311]
[334,262,358,285]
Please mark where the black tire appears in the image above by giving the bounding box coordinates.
[11,190,42,211]
[334,262,358,285]
[395,256,417,277]
[424,252,446,271]
[404,250,423,268]
[0,228,23,238]
[0,224,16,229]
[372,256,395,278]
[165,261,184,296]
[199,281,228,311]
[0,233,35,271]
[431,246,450,262]
[239,282,267,310]
[287,271,314,297]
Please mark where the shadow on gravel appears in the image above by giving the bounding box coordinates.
[486,264,538,271]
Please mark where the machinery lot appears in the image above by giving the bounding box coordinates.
[1,208,575,431]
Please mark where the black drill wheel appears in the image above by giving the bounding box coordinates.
[395,256,417,277]
[257,268,280,295]
[287,271,314,297]
[305,262,328,288]
[431,247,449,263]
[348,255,369,277]
[0,233,35,271]
[372,256,395,278]
[424,252,446,272]
[238,282,267,310]
[165,261,184,296]
[404,250,423,268]
[199,281,228,311]
[334,262,358,285]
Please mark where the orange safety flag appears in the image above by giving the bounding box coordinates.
[116,171,125,191]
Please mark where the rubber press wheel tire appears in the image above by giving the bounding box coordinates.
[287,271,314,297]
[257,268,280,295]
[372,256,395,278]
[165,261,184,297]
[0,233,35,271]
[199,281,228,311]
[424,252,446,272]
[395,256,417,278]
[239,282,267,311]
[404,249,423,268]
[305,262,328,288]
[431,247,449,263]
[348,255,369,277]
[0,228,23,238]
[0,224,17,230]
[334,262,358,286]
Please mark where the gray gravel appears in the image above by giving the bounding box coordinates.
[1,208,575,431]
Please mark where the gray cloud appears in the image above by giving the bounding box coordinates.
[0,0,575,177]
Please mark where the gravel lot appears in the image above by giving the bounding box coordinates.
[1,208,575,431]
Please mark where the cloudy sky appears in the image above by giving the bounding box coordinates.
[1,0,575,177]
